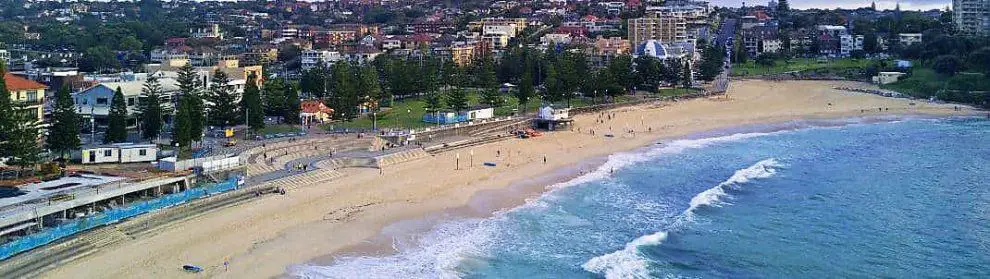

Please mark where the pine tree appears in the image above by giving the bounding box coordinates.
[47,85,81,159]
[283,82,301,125]
[543,64,566,103]
[104,86,129,143]
[329,62,360,121]
[682,60,693,88]
[206,70,239,127]
[172,93,193,149]
[0,69,11,159]
[139,75,164,140]
[516,69,535,112]
[263,77,286,117]
[478,55,502,108]
[176,63,204,143]
[608,54,635,92]
[424,91,444,113]
[359,65,382,110]
[5,103,41,170]
[1,66,41,171]
[241,73,265,130]
[445,87,469,112]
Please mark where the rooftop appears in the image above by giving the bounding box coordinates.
[3,73,47,91]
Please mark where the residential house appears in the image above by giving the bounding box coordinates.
[4,72,46,125]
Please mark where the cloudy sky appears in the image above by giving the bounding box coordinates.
[709,0,952,11]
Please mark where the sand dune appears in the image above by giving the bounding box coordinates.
[41,80,976,279]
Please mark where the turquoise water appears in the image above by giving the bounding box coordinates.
[290,118,990,278]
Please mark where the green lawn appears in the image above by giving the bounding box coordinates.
[323,89,641,130]
[882,68,990,102]
[732,58,874,77]
[260,124,304,135]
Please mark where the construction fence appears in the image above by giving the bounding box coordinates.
[0,178,239,261]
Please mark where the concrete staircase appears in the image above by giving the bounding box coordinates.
[376,149,430,168]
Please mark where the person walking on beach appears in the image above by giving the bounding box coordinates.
[543,154,547,165]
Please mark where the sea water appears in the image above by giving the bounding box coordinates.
[290,118,990,278]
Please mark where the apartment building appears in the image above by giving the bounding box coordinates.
[628,17,687,47]
[953,0,990,36]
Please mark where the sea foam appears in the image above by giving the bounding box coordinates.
[582,158,784,279]
[289,132,779,279]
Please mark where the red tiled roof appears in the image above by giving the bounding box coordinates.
[4,73,47,91]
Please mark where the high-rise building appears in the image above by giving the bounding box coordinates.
[954,0,990,36]
[628,17,687,47]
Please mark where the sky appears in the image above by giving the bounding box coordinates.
[710,0,952,11]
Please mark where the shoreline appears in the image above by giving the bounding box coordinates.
[38,80,979,279]
[291,113,984,272]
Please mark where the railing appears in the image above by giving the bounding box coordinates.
[0,178,239,261]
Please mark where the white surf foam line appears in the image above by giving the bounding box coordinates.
[288,133,781,278]
[582,158,784,279]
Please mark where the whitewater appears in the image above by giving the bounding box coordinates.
[289,118,990,278]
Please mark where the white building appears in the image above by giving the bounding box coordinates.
[301,50,343,70]
[839,34,864,56]
[81,143,157,164]
[190,24,223,40]
[0,49,8,63]
[541,33,573,47]
[898,33,923,46]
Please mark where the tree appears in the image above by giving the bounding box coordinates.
[172,92,194,149]
[242,73,265,130]
[0,66,12,159]
[681,60,693,88]
[327,62,358,121]
[664,59,684,88]
[968,47,990,75]
[104,86,129,143]
[423,91,444,113]
[445,87,469,111]
[698,45,725,82]
[933,55,963,76]
[543,63,566,103]
[262,77,286,117]
[300,66,328,99]
[358,65,383,109]
[608,54,635,91]
[139,75,164,140]
[516,69,535,112]
[206,70,239,127]
[176,63,204,143]
[0,67,41,170]
[47,85,81,159]
[283,83,301,124]
[634,56,663,89]
[863,32,879,54]
[5,103,41,170]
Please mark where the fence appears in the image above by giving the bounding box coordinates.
[0,178,239,261]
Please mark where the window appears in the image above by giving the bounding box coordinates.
[81,98,88,105]
[127,98,135,106]
[139,149,147,156]
[26,90,38,102]
[104,150,112,157]
[96,98,108,105]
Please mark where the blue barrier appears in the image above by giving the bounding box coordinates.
[0,178,239,261]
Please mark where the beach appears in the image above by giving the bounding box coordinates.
[41,80,976,279]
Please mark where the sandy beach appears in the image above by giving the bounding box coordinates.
[40,80,977,279]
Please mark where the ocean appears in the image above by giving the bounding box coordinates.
[290,117,990,278]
